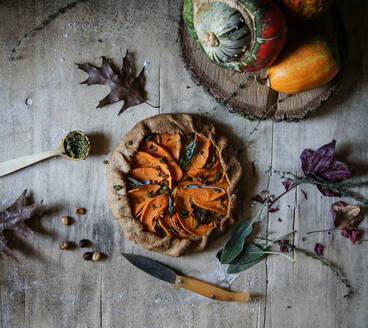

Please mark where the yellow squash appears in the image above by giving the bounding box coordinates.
[266,37,340,94]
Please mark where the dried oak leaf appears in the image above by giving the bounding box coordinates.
[76,51,146,115]
[331,201,362,230]
[300,140,351,197]
[0,190,46,259]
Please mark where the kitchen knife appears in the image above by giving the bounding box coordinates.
[122,253,250,303]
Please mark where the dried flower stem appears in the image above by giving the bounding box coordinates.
[257,237,354,298]
[274,170,368,205]
[9,0,90,61]
[306,228,336,235]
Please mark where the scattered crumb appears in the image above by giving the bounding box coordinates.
[25,98,32,106]
[278,217,282,222]
[302,237,306,242]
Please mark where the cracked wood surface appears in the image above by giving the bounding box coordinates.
[0,0,367,327]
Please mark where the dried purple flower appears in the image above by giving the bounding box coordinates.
[280,239,289,253]
[282,180,295,191]
[278,217,282,222]
[300,140,351,197]
[269,206,280,213]
[302,237,306,242]
[301,190,308,200]
[314,243,324,256]
[251,195,265,204]
[341,229,360,243]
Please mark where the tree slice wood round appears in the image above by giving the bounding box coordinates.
[178,3,347,121]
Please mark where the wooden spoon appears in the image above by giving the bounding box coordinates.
[0,130,90,177]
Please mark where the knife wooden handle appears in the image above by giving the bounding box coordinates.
[175,275,250,303]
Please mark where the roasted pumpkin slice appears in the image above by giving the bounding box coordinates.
[127,185,161,216]
[141,141,183,181]
[140,194,169,233]
[192,197,228,215]
[173,186,194,217]
[130,168,165,184]
[186,136,211,170]
[158,213,173,236]
[177,213,213,237]
[169,213,188,235]
[157,133,181,161]
[133,151,172,185]
[179,181,226,201]
[187,159,223,184]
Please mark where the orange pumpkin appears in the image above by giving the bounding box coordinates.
[266,37,340,94]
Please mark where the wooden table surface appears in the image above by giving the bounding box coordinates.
[1,1,367,327]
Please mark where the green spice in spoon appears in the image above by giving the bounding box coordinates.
[0,130,91,177]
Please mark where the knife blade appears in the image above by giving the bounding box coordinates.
[122,253,250,303]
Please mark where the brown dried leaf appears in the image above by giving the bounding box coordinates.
[76,51,146,115]
[0,190,47,259]
[331,201,362,230]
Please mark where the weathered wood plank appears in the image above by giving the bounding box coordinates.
[0,0,367,328]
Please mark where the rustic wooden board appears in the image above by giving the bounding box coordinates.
[0,0,368,328]
[179,2,347,121]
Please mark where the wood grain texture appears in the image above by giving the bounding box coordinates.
[179,2,347,121]
[0,0,367,327]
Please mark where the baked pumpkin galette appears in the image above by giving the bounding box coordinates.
[106,114,242,256]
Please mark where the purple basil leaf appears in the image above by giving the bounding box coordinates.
[301,145,334,176]
[314,243,324,256]
[317,185,340,197]
[319,160,351,181]
[300,140,351,196]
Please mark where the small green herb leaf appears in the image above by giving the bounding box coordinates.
[184,184,224,192]
[168,196,176,218]
[227,256,265,274]
[178,140,197,168]
[226,243,267,274]
[127,177,150,188]
[221,221,255,264]
[220,203,267,264]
